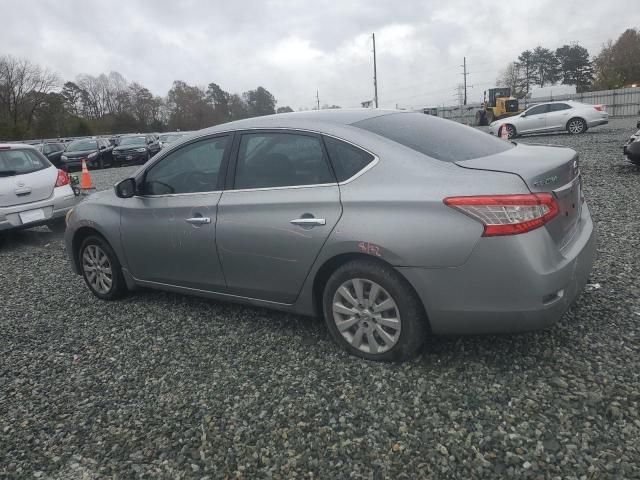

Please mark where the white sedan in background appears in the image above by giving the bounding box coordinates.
[0,143,77,233]
[489,101,609,139]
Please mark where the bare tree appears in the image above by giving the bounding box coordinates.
[0,55,59,134]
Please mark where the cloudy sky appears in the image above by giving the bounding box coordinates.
[1,0,639,110]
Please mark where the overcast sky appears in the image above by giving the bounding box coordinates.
[1,0,639,110]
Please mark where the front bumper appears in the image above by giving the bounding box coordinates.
[0,185,78,231]
[113,151,148,164]
[399,203,596,335]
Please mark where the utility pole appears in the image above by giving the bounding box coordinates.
[316,90,320,110]
[461,56,468,105]
[372,33,378,108]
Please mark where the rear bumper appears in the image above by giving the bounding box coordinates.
[587,118,608,128]
[399,203,596,335]
[0,185,77,231]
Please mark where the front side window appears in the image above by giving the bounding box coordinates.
[143,136,228,195]
[0,149,49,175]
[323,136,375,181]
[234,132,334,189]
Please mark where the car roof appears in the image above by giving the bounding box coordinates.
[198,109,401,135]
[0,143,36,150]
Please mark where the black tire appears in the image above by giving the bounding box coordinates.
[97,156,104,169]
[322,259,427,361]
[79,235,127,300]
[567,117,587,135]
[47,217,66,233]
[485,110,495,125]
[475,110,486,127]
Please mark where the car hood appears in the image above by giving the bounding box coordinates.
[64,149,97,158]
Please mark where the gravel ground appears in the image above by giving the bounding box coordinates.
[1,119,639,479]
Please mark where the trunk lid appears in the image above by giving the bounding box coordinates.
[0,166,57,207]
[455,143,582,249]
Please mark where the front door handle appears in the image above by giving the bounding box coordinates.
[290,217,326,226]
[185,216,211,225]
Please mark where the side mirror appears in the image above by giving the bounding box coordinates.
[115,178,137,198]
[99,145,106,150]
[148,139,153,145]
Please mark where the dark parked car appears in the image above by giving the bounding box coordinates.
[112,135,161,166]
[34,142,66,168]
[623,128,640,165]
[61,138,114,170]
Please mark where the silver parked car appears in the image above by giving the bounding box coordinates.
[0,144,77,233]
[65,110,596,361]
[488,101,609,138]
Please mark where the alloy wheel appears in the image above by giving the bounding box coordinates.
[82,244,113,294]
[332,278,401,354]
[568,119,585,134]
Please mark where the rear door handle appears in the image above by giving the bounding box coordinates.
[290,218,326,226]
[185,216,211,225]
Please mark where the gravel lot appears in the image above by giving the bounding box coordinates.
[1,119,639,479]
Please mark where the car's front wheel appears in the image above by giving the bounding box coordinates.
[322,259,427,361]
[79,235,127,300]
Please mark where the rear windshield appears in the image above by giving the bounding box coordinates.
[352,112,514,162]
[0,148,49,176]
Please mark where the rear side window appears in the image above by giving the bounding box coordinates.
[550,103,571,112]
[0,149,49,175]
[234,133,334,189]
[323,136,375,181]
[352,112,513,162]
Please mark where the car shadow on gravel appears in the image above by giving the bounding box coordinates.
[0,227,64,251]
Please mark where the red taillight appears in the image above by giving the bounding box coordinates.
[594,104,604,112]
[55,169,70,187]
[443,193,559,237]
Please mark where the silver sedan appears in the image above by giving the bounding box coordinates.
[65,110,596,361]
[0,144,77,233]
[489,100,609,138]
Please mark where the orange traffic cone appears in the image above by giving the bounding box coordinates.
[80,159,95,192]
[500,124,509,140]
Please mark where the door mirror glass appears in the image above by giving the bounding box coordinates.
[115,178,136,198]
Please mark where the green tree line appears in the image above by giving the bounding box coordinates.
[0,56,291,140]
[498,28,640,98]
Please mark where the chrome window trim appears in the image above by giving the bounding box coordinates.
[137,190,223,199]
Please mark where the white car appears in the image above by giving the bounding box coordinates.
[0,143,77,233]
[488,101,609,139]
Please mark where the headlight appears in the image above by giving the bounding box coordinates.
[87,152,97,159]
[61,155,68,161]
[136,148,147,152]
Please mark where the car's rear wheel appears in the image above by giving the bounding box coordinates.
[322,259,427,361]
[79,235,126,300]
[567,118,587,134]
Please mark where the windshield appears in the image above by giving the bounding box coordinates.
[67,139,98,152]
[0,148,49,175]
[159,134,183,143]
[119,136,146,146]
[353,112,514,162]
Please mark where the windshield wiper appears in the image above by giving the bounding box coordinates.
[0,170,17,177]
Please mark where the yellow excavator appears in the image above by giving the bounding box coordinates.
[475,88,524,126]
